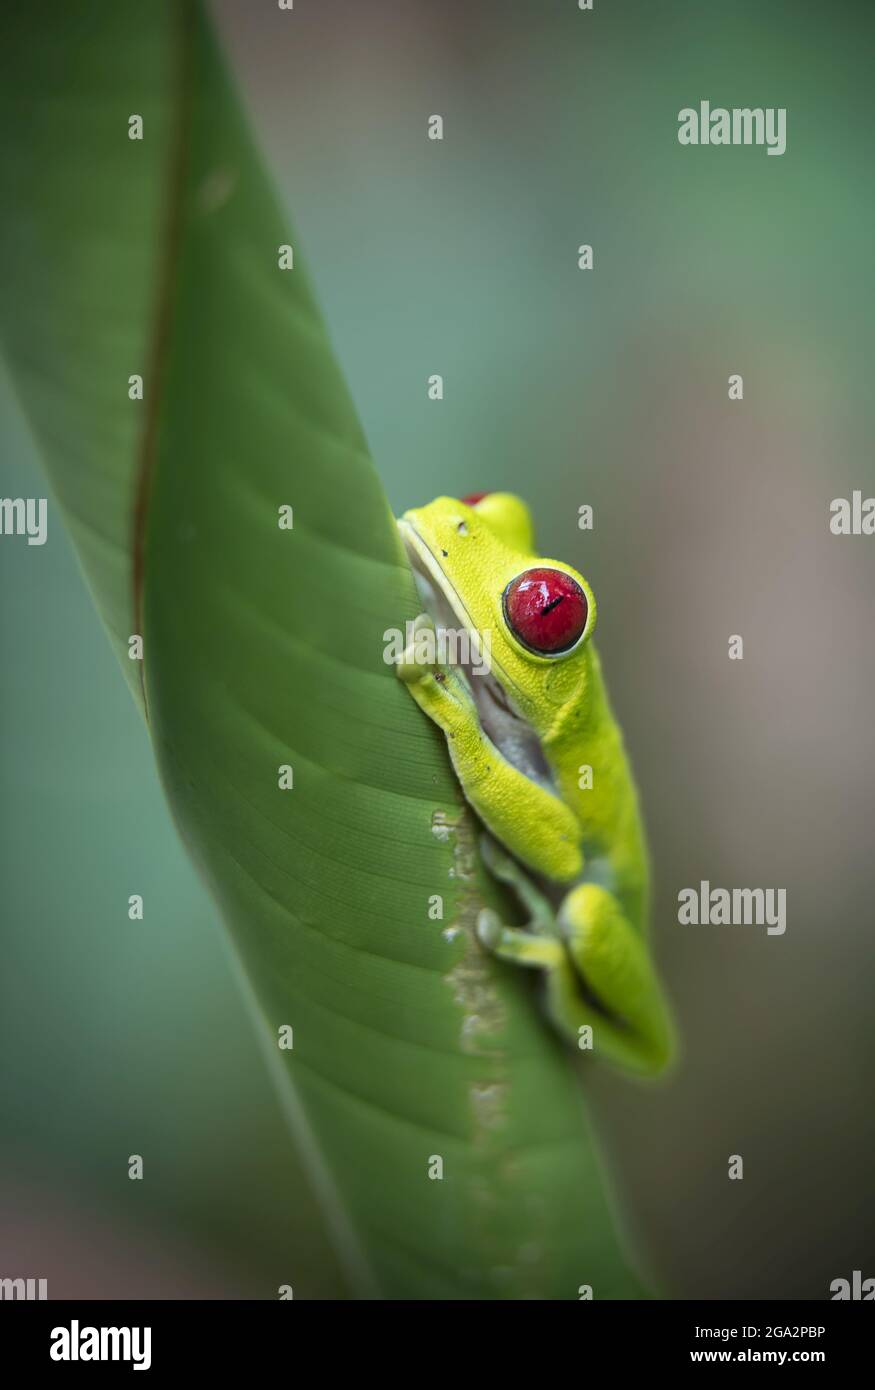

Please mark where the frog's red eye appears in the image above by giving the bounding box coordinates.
[461,491,491,506]
[502,568,588,655]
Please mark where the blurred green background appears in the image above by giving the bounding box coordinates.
[2,0,873,1297]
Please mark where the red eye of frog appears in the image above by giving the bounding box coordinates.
[502,568,588,655]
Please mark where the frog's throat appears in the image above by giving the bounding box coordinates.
[398,518,556,795]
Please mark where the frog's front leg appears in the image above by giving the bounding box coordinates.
[476,838,674,1076]
[397,630,582,882]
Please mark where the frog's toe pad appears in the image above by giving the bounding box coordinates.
[396,647,436,684]
[476,908,502,950]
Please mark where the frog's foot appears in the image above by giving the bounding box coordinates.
[396,612,439,685]
[476,910,564,969]
[477,869,676,1075]
[478,834,555,937]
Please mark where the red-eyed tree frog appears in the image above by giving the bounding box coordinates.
[397,492,675,1076]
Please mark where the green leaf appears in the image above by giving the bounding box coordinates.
[1,0,646,1297]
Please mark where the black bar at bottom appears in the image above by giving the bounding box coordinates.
[0,1299,870,1375]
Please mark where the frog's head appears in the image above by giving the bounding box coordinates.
[398,493,597,775]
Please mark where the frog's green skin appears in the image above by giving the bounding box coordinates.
[397,493,675,1076]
